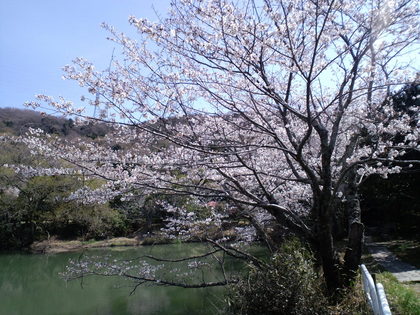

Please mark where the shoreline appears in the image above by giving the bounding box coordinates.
[29,236,172,254]
[20,228,238,254]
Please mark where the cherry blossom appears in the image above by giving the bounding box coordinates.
[19,0,419,293]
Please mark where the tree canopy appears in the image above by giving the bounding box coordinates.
[20,0,419,294]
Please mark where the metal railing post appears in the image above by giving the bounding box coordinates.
[360,264,392,315]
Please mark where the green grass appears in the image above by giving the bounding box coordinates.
[361,245,420,315]
[376,272,420,315]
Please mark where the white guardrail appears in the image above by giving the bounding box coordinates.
[360,264,392,315]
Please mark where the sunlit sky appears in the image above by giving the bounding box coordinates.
[1,1,418,112]
[0,0,170,109]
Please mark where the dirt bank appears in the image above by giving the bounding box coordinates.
[30,237,149,253]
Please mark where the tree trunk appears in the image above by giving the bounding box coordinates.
[342,170,364,284]
[317,219,342,296]
[313,195,343,296]
[343,222,364,284]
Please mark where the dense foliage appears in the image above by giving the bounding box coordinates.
[0,143,126,248]
[228,239,328,314]
[228,238,370,314]
[360,82,420,239]
[0,124,148,249]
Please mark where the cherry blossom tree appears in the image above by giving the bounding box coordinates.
[23,0,419,293]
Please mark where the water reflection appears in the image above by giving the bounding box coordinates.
[0,244,228,315]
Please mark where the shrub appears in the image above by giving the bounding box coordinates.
[51,202,127,240]
[228,238,329,315]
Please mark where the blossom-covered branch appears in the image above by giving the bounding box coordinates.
[19,0,419,293]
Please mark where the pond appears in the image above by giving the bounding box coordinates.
[0,243,240,315]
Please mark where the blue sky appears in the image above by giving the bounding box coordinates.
[0,0,170,109]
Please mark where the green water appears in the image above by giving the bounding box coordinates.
[0,243,230,315]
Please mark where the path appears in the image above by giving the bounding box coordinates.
[366,241,420,283]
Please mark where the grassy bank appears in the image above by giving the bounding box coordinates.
[362,247,420,315]
[377,272,420,315]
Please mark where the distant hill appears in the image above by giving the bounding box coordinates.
[0,107,111,139]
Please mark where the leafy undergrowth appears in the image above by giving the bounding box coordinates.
[228,238,370,314]
[376,272,420,315]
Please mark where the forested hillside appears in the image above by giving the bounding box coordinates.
[0,109,159,249]
[0,108,233,249]
[0,107,111,139]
